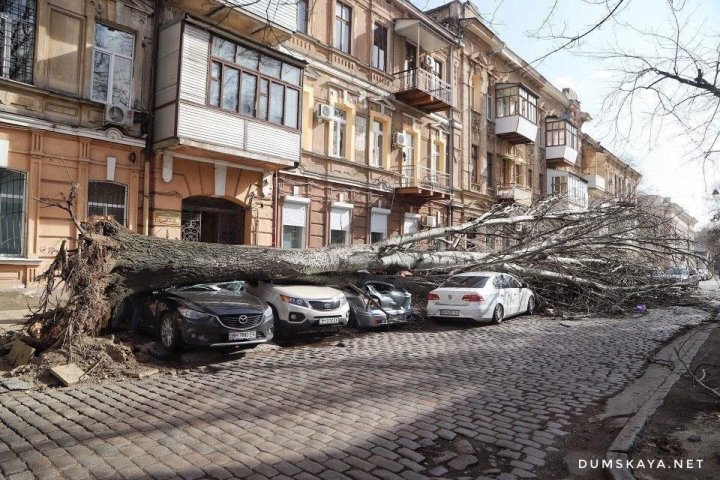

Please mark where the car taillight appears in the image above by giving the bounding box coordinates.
[427,293,440,300]
[462,294,484,302]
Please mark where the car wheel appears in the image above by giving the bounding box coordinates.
[348,309,358,328]
[526,296,536,315]
[159,312,182,351]
[491,304,504,324]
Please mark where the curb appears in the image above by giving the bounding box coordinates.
[605,322,718,480]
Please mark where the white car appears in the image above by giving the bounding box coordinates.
[245,282,350,335]
[426,272,535,324]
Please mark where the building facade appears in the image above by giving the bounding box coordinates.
[0,0,650,289]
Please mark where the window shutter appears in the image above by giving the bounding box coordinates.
[330,207,351,231]
[371,212,388,234]
[283,202,307,227]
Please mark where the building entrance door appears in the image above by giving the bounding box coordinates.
[181,197,246,244]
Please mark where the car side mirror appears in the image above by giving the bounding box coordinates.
[520,283,528,288]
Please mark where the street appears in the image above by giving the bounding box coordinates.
[0,306,709,480]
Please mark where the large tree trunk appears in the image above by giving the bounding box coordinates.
[27,194,703,352]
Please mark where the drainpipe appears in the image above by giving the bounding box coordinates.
[143,0,165,236]
[447,44,455,227]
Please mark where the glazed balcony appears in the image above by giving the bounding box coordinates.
[395,68,453,113]
[545,119,580,166]
[583,174,606,192]
[397,164,451,199]
[496,183,533,206]
[494,84,539,144]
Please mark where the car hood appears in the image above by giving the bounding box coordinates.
[168,290,265,315]
[271,284,344,299]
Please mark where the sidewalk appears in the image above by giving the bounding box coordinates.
[0,309,31,333]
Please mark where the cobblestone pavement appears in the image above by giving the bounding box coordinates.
[0,307,708,480]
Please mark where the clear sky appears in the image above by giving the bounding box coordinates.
[416,0,720,228]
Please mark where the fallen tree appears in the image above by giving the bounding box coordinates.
[25,186,703,357]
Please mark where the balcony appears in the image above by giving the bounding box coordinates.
[547,169,589,211]
[496,183,533,206]
[583,174,606,192]
[172,0,296,46]
[397,164,451,199]
[546,145,578,166]
[495,116,538,144]
[395,69,453,113]
[495,84,539,144]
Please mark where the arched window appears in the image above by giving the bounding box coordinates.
[88,182,126,226]
[0,168,26,256]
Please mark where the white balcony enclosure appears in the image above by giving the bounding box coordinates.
[496,183,533,206]
[583,174,606,192]
[495,115,538,144]
[154,20,302,170]
[172,0,297,45]
[547,169,588,211]
[545,145,578,166]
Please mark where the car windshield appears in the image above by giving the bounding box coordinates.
[442,276,490,288]
[175,284,220,292]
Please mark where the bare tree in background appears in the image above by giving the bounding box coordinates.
[482,0,719,165]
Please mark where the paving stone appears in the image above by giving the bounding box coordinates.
[447,454,478,471]
[0,311,705,480]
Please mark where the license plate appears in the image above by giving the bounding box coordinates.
[439,310,460,316]
[318,317,341,325]
[229,331,257,341]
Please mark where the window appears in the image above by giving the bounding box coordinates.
[370,209,389,243]
[527,169,533,189]
[282,201,307,248]
[329,107,347,157]
[334,1,351,54]
[297,0,308,34]
[486,152,493,188]
[495,85,538,123]
[485,92,493,120]
[0,0,35,84]
[430,140,440,171]
[372,23,387,71]
[370,120,384,167]
[470,145,479,183]
[88,182,127,226]
[92,24,135,109]
[209,36,302,129]
[330,206,351,245]
[0,168,25,256]
[546,119,578,148]
[355,115,367,161]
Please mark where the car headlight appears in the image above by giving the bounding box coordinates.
[337,296,348,306]
[280,295,309,307]
[177,307,207,319]
[262,306,273,321]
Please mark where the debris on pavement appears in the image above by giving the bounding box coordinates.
[0,377,33,392]
[49,363,85,386]
[7,338,35,366]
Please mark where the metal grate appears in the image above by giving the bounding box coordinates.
[0,0,36,84]
[309,300,341,311]
[88,181,127,226]
[217,314,262,329]
[0,168,25,256]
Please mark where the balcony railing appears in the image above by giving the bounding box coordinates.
[496,183,533,205]
[400,164,450,192]
[394,68,453,112]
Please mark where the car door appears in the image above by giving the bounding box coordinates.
[492,275,506,311]
[502,274,522,315]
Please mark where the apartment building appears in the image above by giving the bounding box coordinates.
[427,1,591,217]
[581,134,642,202]
[0,0,153,287]
[151,1,303,246]
[280,0,463,248]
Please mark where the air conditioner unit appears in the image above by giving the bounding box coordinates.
[394,132,411,148]
[104,105,133,127]
[422,215,438,228]
[316,103,334,121]
[422,55,435,70]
